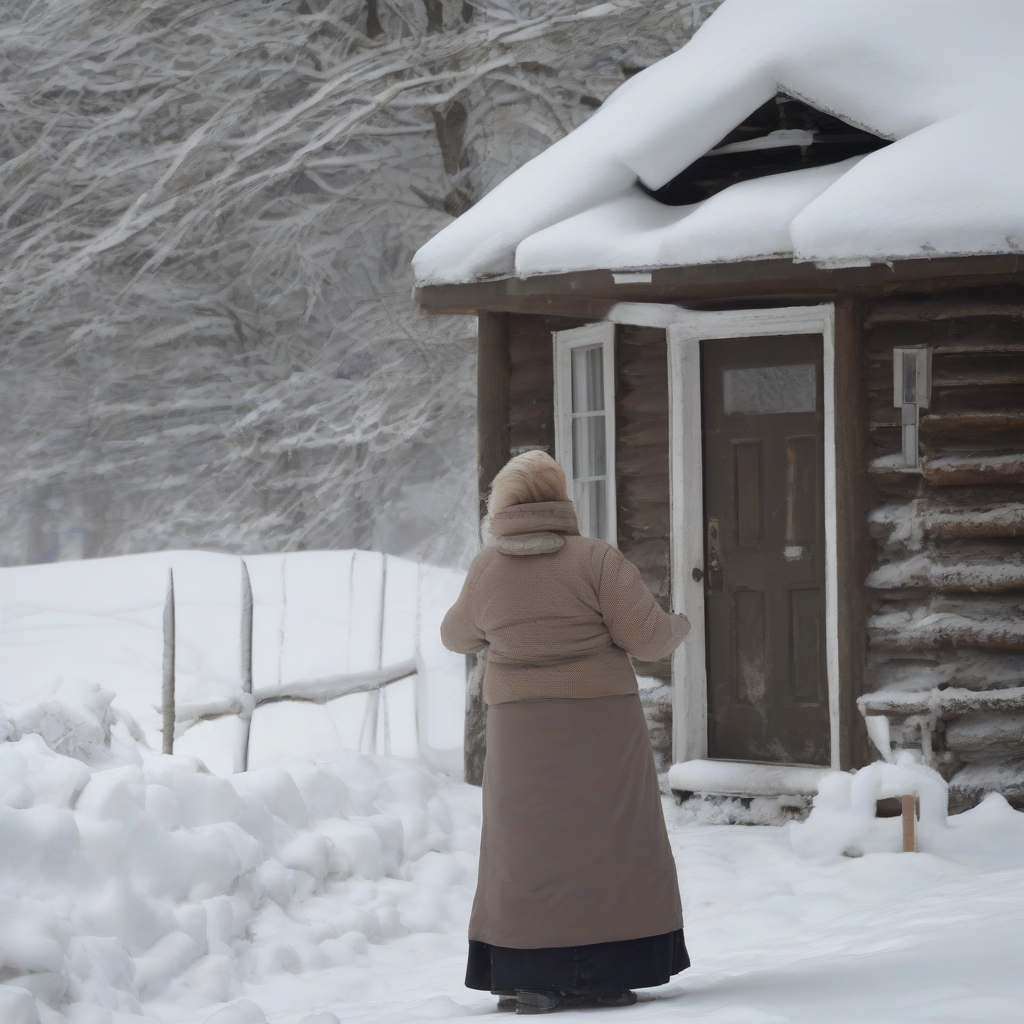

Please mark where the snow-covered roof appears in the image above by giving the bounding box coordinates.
[414,0,1024,287]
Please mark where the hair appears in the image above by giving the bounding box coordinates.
[488,450,570,515]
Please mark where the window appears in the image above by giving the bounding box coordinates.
[553,323,617,544]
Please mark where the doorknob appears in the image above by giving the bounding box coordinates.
[692,567,704,582]
[706,518,723,593]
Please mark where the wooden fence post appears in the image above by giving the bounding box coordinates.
[162,569,175,755]
[468,312,507,784]
[901,793,917,852]
[464,651,487,786]
[236,560,254,773]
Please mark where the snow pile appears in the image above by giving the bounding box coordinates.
[791,753,1024,866]
[414,0,1024,283]
[0,684,480,1024]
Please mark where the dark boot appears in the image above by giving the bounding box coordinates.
[516,990,563,1015]
[493,991,517,1012]
[596,990,638,1007]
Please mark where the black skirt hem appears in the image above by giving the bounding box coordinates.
[465,929,689,995]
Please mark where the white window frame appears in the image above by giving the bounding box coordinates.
[605,302,839,770]
[552,322,618,547]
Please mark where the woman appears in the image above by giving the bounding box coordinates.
[441,450,691,1015]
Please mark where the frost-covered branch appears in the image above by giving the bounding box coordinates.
[0,0,717,568]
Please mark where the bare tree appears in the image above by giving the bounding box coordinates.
[0,0,719,569]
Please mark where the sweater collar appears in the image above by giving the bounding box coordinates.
[489,500,579,539]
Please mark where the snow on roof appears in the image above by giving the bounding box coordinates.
[413,0,1024,286]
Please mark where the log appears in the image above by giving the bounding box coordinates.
[922,454,1024,486]
[866,556,1024,594]
[175,659,419,728]
[868,612,1024,652]
[945,711,1024,752]
[869,502,1024,540]
[253,659,417,706]
[926,504,1024,539]
[865,299,1024,325]
[920,411,1024,440]
[932,371,1024,388]
[858,684,1024,718]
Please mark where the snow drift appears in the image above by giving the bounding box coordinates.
[0,682,481,1024]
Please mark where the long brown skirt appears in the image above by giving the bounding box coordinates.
[469,693,684,953]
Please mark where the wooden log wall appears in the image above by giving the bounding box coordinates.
[505,315,673,766]
[862,287,1024,810]
[506,313,584,456]
[615,325,673,769]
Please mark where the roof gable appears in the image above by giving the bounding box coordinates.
[642,95,889,207]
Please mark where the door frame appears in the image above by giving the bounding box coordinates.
[605,303,840,769]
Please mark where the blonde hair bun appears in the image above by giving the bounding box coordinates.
[488,450,570,515]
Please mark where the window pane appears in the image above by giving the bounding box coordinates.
[571,345,604,413]
[572,414,606,478]
[722,363,816,416]
[574,478,608,542]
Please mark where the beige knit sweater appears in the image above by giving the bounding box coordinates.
[440,501,691,705]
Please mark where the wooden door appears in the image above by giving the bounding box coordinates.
[702,336,829,765]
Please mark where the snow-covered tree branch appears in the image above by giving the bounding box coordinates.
[0,0,718,567]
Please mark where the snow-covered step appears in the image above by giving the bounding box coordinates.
[668,758,829,797]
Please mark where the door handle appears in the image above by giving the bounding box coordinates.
[692,567,704,582]
[706,518,723,593]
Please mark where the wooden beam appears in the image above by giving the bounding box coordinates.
[866,297,1024,325]
[902,794,917,852]
[477,311,510,520]
[834,297,870,770]
[415,255,1024,316]
[466,312,509,785]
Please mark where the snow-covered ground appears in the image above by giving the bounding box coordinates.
[4,553,1024,1023]
[4,687,1024,1024]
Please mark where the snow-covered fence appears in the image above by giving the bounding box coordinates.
[0,550,466,777]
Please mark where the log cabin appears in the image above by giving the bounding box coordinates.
[413,0,1024,816]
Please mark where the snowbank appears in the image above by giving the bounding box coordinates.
[414,0,1024,283]
[6,687,1024,1023]
[0,684,480,1024]
[792,753,1024,867]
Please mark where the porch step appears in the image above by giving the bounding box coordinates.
[667,759,830,798]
